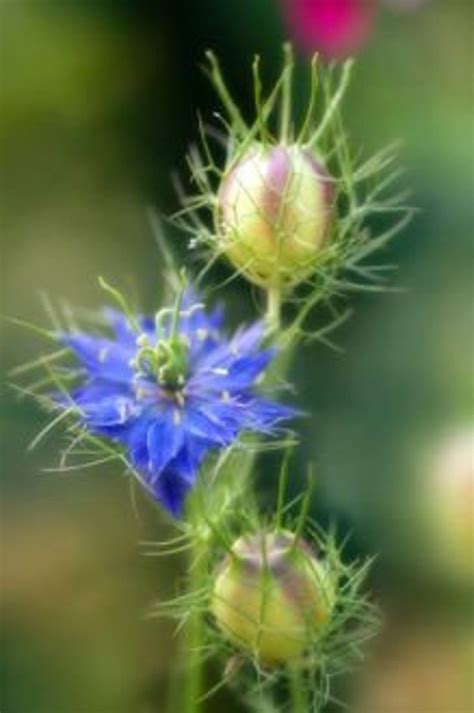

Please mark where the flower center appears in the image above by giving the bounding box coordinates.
[132,334,189,391]
[130,285,191,392]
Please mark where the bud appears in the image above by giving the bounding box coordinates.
[211,530,335,665]
[217,145,334,289]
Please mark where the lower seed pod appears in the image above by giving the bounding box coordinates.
[211,530,335,665]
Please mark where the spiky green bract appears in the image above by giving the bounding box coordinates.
[173,45,412,339]
[146,455,379,713]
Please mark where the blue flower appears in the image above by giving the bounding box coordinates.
[60,291,297,516]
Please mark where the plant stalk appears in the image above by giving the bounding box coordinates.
[182,539,207,713]
[266,286,281,333]
[289,664,307,713]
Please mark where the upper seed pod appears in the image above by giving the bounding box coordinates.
[217,144,334,289]
[211,529,335,665]
[178,50,407,317]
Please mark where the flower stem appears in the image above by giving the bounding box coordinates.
[266,286,281,333]
[182,539,207,713]
[288,664,307,713]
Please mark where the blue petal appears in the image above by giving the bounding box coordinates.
[229,322,265,356]
[195,322,266,374]
[178,293,224,361]
[190,349,276,393]
[63,333,134,384]
[71,379,131,406]
[152,467,192,517]
[127,416,153,472]
[82,396,136,427]
[243,398,301,433]
[228,349,276,386]
[184,401,235,446]
[152,440,208,516]
[147,414,185,481]
[66,382,137,438]
[192,398,243,442]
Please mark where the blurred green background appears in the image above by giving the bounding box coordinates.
[1,1,473,711]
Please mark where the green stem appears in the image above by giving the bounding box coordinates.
[289,664,307,713]
[266,286,281,333]
[182,539,207,713]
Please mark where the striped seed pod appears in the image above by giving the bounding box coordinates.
[217,145,334,289]
[211,530,335,665]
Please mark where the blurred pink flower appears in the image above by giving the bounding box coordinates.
[281,0,377,59]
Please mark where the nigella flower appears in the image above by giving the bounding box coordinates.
[60,290,297,516]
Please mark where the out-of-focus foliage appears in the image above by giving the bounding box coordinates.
[1,1,472,711]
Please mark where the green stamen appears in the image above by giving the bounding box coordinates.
[133,284,190,391]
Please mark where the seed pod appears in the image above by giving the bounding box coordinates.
[211,530,335,665]
[217,144,334,289]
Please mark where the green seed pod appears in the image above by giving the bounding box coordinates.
[217,144,334,289]
[211,530,335,665]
